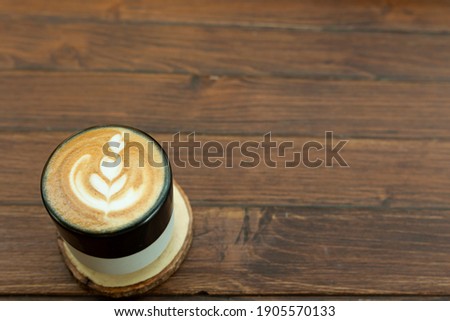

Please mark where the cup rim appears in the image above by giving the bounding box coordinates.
[40,124,173,238]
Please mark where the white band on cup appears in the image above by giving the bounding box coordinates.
[66,211,174,275]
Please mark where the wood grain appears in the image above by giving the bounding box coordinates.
[1,20,450,80]
[0,0,449,33]
[3,205,450,295]
[1,131,450,209]
[1,72,450,139]
[1,0,450,299]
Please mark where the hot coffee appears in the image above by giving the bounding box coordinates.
[42,126,167,233]
[41,125,173,274]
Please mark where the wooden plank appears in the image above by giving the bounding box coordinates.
[0,0,449,33]
[1,20,450,80]
[3,205,450,295]
[1,72,450,139]
[1,131,450,208]
[2,295,450,301]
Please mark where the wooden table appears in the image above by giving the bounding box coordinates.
[1,0,450,300]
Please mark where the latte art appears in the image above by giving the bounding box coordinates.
[69,134,145,216]
[42,127,168,233]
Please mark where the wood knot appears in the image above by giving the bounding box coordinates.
[51,44,84,68]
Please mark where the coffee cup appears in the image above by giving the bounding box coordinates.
[41,125,173,275]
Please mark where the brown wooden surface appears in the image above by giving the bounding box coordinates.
[1,20,450,80]
[1,0,450,33]
[2,73,450,139]
[1,0,450,299]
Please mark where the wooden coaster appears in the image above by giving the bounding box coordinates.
[57,181,193,298]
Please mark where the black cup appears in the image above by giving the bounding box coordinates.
[41,125,173,273]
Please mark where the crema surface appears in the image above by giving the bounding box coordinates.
[42,127,168,233]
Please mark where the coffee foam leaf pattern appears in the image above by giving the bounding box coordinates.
[69,133,149,215]
[43,127,166,233]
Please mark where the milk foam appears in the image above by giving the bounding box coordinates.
[42,127,168,233]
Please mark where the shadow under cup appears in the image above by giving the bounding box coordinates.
[40,126,174,275]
